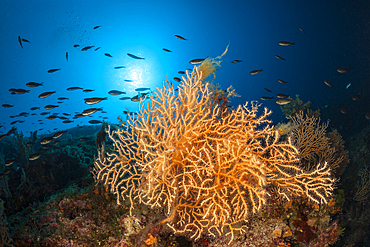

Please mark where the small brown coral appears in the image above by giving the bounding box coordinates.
[289,112,349,175]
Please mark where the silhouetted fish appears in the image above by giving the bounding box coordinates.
[53,130,67,139]
[277,79,287,84]
[47,68,60,73]
[29,153,42,161]
[324,80,334,87]
[174,35,188,40]
[131,95,140,102]
[249,69,263,75]
[163,48,172,52]
[114,66,125,69]
[275,55,286,60]
[18,36,23,48]
[173,77,181,82]
[47,115,57,120]
[44,105,59,110]
[340,107,348,114]
[337,67,350,73]
[189,58,205,65]
[89,120,102,124]
[81,46,94,51]
[66,52,68,62]
[84,97,107,105]
[351,95,359,101]
[135,87,150,92]
[38,91,56,99]
[2,104,14,108]
[104,53,112,58]
[93,25,101,29]
[67,87,83,91]
[127,53,145,60]
[108,90,125,95]
[119,97,131,100]
[26,82,44,87]
[82,108,102,116]
[12,89,30,94]
[278,41,295,46]
[40,136,54,145]
[260,96,273,101]
[276,94,289,98]
[231,60,242,63]
[276,98,293,105]
[5,159,15,167]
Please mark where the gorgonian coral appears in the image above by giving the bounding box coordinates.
[93,67,335,243]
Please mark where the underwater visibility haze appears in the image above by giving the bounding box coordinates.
[0,0,370,246]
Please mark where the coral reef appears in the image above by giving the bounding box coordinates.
[93,66,335,244]
[0,199,14,247]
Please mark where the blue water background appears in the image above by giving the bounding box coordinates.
[0,0,369,137]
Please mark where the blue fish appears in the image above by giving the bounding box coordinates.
[127,53,145,60]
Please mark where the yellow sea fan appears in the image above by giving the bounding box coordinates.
[198,43,229,81]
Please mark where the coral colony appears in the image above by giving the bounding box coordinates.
[93,61,336,244]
